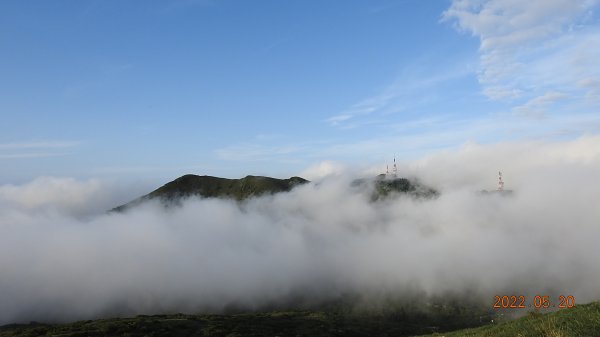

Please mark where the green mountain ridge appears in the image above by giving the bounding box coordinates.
[372,174,439,200]
[2,301,598,337]
[112,174,309,212]
[111,174,438,212]
[421,300,600,337]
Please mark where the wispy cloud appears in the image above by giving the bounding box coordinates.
[442,0,596,51]
[511,91,568,117]
[326,65,473,128]
[442,0,600,113]
[4,137,600,323]
[0,153,70,160]
[216,110,600,174]
[0,141,79,160]
[216,117,491,167]
[215,143,310,162]
[0,141,80,150]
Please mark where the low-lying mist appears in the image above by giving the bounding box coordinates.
[1,136,600,324]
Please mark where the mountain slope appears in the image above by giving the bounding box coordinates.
[112,175,308,212]
[2,302,598,337]
[351,174,439,200]
[111,174,439,212]
[373,174,439,199]
[421,301,600,337]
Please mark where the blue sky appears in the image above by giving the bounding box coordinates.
[2,0,600,183]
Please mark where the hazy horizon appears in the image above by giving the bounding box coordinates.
[2,136,600,324]
[2,0,600,183]
[2,0,600,329]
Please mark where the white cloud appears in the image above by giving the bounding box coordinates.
[0,140,80,160]
[325,65,472,128]
[299,161,346,180]
[214,110,600,174]
[511,91,568,117]
[0,153,69,159]
[442,0,596,50]
[482,86,523,100]
[2,136,600,324]
[215,143,309,162]
[443,0,600,113]
[399,134,600,191]
[0,177,146,219]
[325,114,353,126]
[0,141,80,149]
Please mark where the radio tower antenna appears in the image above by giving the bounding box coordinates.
[498,171,504,191]
[393,155,397,177]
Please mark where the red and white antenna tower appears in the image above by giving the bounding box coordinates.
[497,171,504,191]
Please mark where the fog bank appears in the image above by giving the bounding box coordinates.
[1,136,600,324]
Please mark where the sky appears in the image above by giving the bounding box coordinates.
[2,0,600,324]
[2,135,600,323]
[2,0,600,184]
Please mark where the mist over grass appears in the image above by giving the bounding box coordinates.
[1,136,600,324]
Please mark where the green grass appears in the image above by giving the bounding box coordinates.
[112,174,440,212]
[146,175,308,201]
[372,175,439,200]
[0,302,490,337]
[421,301,600,337]
[3,302,598,336]
[112,174,309,211]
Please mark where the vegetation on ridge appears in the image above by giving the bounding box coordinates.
[112,175,308,211]
[2,301,598,337]
[111,174,439,212]
[421,300,600,337]
[0,299,491,337]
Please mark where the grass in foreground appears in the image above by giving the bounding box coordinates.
[0,304,487,337]
[422,301,600,337]
[2,302,598,337]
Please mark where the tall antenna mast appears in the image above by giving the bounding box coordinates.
[393,155,397,177]
[498,171,504,191]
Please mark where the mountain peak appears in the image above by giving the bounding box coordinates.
[111,175,309,212]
